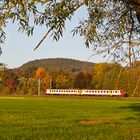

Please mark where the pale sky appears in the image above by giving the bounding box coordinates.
[0,7,106,69]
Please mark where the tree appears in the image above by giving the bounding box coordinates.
[0,69,18,94]
[92,63,108,89]
[0,63,7,70]
[35,67,46,79]
[35,67,46,95]
[18,77,28,95]
[35,67,51,95]
[55,73,72,89]
[117,67,140,96]
[73,70,92,89]
[101,63,123,89]
[0,0,140,65]
[27,78,38,95]
[42,72,52,89]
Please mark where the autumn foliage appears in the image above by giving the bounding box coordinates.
[0,60,140,96]
[35,67,46,79]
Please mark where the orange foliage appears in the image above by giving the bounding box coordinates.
[35,67,46,79]
[43,73,51,88]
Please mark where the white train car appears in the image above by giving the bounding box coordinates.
[46,89,126,96]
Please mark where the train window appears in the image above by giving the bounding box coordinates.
[115,91,118,93]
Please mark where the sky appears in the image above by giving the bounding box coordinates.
[0,7,106,69]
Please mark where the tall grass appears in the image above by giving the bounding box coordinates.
[0,96,139,140]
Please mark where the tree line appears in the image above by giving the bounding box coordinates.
[0,61,140,96]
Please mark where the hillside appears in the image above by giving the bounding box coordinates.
[17,58,94,72]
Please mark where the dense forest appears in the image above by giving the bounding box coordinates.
[0,58,140,96]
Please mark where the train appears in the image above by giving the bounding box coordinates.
[46,89,127,96]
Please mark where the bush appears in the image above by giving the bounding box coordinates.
[2,87,11,95]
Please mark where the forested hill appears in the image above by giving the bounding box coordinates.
[17,58,94,72]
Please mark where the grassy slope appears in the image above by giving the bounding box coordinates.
[0,96,139,140]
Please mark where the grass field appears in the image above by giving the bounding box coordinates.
[0,96,139,140]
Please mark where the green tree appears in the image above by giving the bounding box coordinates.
[18,77,28,95]
[0,0,140,65]
[27,78,38,95]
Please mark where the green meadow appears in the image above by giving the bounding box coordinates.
[0,96,139,140]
